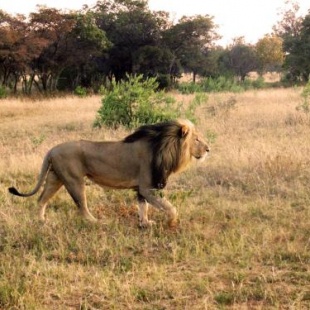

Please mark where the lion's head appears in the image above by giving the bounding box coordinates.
[124,119,209,189]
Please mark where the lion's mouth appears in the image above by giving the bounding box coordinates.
[194,154,207,160]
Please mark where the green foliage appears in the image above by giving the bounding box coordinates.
[94,75,181,129]
[249,76,266,89]
[177,76,268,94]
[214,292,234,305]
[200,76,244,93]
[155,74,172,90]
[297,81,310,113]
[74,86,88,97]
[30,134,46,148]
[164,15,216,77]
[218,42,259,81]
[0,85,7,98]
[255,35,284,72]
[185,93,208,123]
[177,82,203,94]
[274,3,309,81]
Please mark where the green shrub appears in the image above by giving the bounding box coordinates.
[178,82,203,94]
[94,75,181,129]
[251,76,266,89]
[74,86,87,97]
[156,74,172,90]
[0,85,7,98]
[200,76,243,93]
[297,81,310,113]
[177,76,267,94]
[185,93,208,122]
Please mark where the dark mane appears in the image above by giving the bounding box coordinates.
[123,120,188,189]
[123,121,178,143]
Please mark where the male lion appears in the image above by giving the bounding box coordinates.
[8,119,209,227]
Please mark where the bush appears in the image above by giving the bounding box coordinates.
[251,76,266,89]
[177,76,244,94]
[297,81,310,113]
[178,82,203,94]
[200,76,244,93]
[177,76,268,94]
[94,75,181,129]
[74,86,87,97]
[0,86,7,99]
[156,74,172,90]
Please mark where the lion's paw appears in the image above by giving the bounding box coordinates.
[139,220,156,229]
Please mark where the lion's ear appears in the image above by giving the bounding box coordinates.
[180,124,190,137]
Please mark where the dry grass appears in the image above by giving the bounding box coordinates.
[1,89,310,309]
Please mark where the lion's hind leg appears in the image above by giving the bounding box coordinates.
[38,171,63,222]
[63,180,97,222]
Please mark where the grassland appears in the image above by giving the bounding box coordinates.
[0,89,309,309]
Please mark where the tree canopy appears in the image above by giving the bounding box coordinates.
[1,0,310,95]
[273,1,310,81]
[0,0,221,93]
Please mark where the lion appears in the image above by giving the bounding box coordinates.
[8,119,209,227]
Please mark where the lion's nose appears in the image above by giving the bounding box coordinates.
[206,146,210,152]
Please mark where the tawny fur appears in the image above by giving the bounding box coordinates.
[8,119,209,227]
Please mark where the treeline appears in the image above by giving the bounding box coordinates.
[0,0,309,95]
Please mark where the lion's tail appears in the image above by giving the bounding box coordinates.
[8,151,52,197]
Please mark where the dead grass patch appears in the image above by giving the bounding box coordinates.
[0,88,310,309]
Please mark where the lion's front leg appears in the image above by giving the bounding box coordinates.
[138,189,178,228]
[138,200,156,228]
[137,192,154,228]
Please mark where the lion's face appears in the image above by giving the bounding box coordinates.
[189,130,210,162]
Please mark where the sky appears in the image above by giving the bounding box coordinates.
[0,0,309,46]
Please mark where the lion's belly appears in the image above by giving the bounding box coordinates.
[87,174,138,189]
[92,177,138,189]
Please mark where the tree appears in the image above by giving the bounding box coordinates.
[162,15,219,82]
[256,35,284,74]
[94,0,165,81]
[27,7,111,93]
[57,12,111,91]
[285,12,310,81]
[273,1,309,81]
[0,12,27,90]
[273,0,303,48]
[219,38,259,81]
[29,7,77,92]
[133,46,172,75]
[0,11,50,93]
[202,46,225,77]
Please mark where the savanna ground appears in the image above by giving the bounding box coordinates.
[0,88,310,309]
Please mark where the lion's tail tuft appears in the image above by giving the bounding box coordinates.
[8,186,36,197]
[8,187,21,196]
[8,151,52,198]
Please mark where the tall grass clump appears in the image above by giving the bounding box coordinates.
[94,75,181,129]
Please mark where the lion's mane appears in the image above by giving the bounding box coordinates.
[124,120,193,189]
